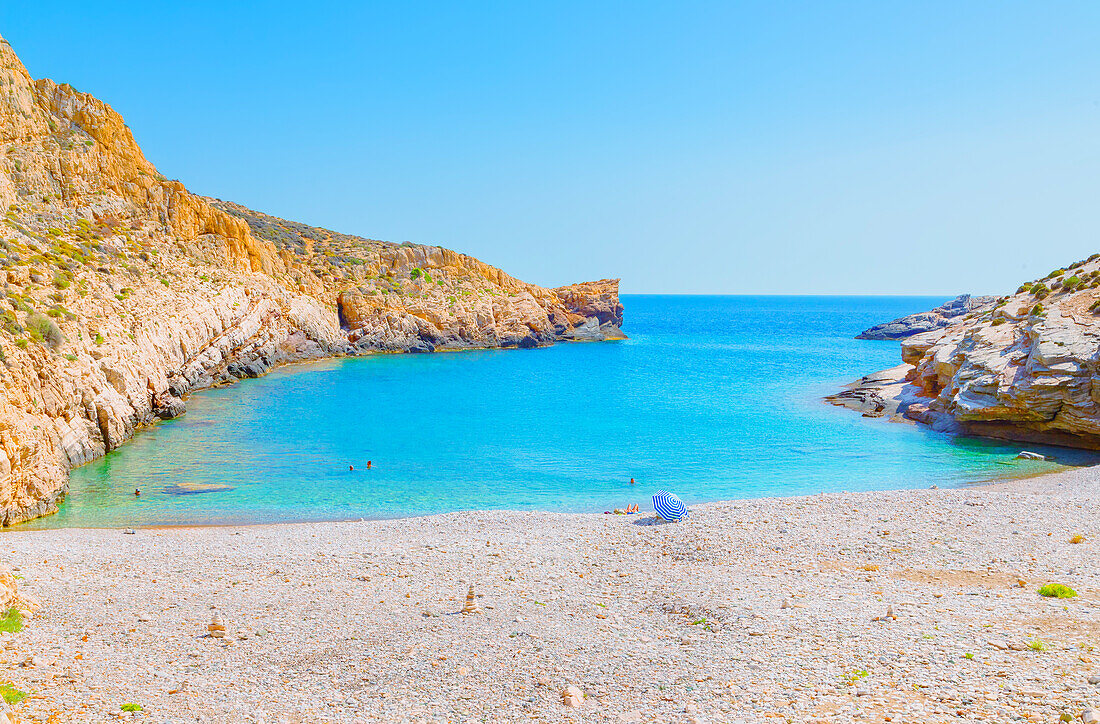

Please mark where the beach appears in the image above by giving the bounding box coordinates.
[3,470,1099,723]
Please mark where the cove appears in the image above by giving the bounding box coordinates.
[18,295,1099,529]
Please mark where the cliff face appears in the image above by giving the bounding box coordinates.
[830,254,1100,448]
[0,34,624,525]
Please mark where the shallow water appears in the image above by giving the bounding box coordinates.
[18,295,1098,528]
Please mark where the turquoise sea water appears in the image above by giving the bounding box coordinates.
[18,295,1099,529]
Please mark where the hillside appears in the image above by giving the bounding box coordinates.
[0,34,623,525]
[829,254,1100,448]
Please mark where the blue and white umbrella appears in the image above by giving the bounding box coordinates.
[652,490,688,522]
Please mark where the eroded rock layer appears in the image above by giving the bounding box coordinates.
[0,34,624,525]
[832,256,1100,448]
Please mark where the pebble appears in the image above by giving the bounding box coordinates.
[2,476,1098,722]
[560,685,584,708]
[208,613,226,638]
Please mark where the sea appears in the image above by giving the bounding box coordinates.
[17,295,1098,528]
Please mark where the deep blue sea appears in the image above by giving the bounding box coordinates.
[19,295,1098,529]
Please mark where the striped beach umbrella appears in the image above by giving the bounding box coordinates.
[652,490,688,522]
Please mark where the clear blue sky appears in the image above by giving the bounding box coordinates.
[3,2,1099,294]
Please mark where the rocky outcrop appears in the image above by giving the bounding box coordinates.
[832,256,1100,448]
[856,294,999,340]
[0,562,37,612]
[0,34,624,525]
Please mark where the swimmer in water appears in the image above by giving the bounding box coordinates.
[630,478,635,485]
[134,489,140,497]
[367,460,372,470]
[349,465,354,471]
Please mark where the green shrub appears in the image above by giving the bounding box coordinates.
[1037,583,1077,598]
[1030,283,1049,298]
[0,310,21,335]
[121,703,142,712]
[94,332,104,345]
[14,339,27,350]
[0,682,25,705]
[26,312,64,348]
[1030,303,1044,316]
[0,608,22,633]
[410,267,422,280]
[991,318,1006,326]
[1064,275,1082,290]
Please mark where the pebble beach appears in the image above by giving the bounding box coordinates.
[3,468,1100,723]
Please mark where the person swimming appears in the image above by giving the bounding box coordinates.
[134,488,140,497]
[349,465,354,471]
[366,460,372,469]
[630,478,635,485]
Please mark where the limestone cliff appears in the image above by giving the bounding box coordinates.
[0,34,624,525]
[830,255,1100,448]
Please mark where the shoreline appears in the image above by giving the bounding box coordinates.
[3,465,1099,722]
[12,454,1091,532]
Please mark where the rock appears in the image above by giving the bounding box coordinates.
[22,654,43,667]
[1082,709,1098,724]
[460,584,482,615]
[560,685,585,708]
[208,613,226,638]
[123,529,136,535]
[1088,674,1100,685]
[856,294,999,340]
[151,391,186,420]
[0,563,38,612]
[136,613,152,622]
[835,263,1100,449]
[536,676,551,687]
[1016,451,1046,460]
[873,605,897,622]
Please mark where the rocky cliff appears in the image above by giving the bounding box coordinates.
[830,255,1100,448]
[0,34,624,525]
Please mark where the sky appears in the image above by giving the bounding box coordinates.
[2,2,1099,295]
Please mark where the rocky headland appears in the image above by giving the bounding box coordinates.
[856,294,999,340]
[831,257,1100,448]
[0,34,623,525]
